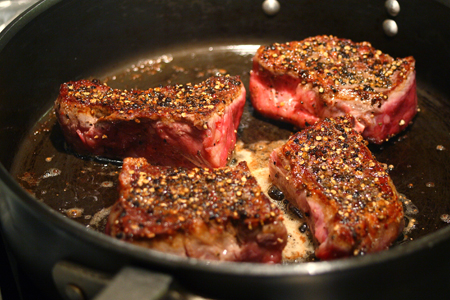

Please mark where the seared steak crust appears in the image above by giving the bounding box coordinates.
[250,35,417,144]
[107,158,287,263]
[269,115,404,260]
[55,75,245,168]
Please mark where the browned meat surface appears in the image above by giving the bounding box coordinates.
[269,115,404,260]
[106,158,287,263]
[54,75,246,168]
[250,35,417,144]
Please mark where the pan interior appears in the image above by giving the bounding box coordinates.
[9,42,450,262]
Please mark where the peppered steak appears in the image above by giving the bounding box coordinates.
[106,158,287,263]
[269,115,404,260]
[54,75,246,168]
[250,35,417,144]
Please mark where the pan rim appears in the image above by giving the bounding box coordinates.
[0,0,57,50]
[1,0,450,280]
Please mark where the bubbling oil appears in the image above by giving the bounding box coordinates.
[232,140,314,263]
[399,193,418,238]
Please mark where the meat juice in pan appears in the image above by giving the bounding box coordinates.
[13,43,445,263]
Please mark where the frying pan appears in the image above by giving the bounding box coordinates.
[1,0,450,299]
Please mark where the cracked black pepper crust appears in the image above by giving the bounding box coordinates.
[277,115,402,225]
[58,75,243,128]
[111,158,282,239]
[255,35,415,107]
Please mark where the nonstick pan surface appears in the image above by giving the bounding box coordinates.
[2,1,450,299]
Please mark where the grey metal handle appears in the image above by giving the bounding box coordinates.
[94,267,172,300]
[53,261,172,300]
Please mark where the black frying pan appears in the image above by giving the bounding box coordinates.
[1,0,450,299]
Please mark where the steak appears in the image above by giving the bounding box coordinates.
[250,35,417,144]
[106,158,287,263]
[269,115,404,260]
[54,75,246,168]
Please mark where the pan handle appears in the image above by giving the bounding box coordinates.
[53,261,172,300]
[93,266,172,300]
